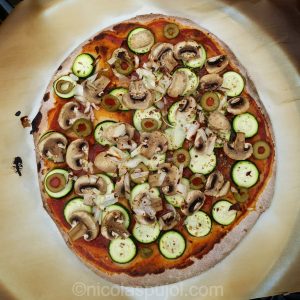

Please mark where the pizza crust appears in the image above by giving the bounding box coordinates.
[32,13,276,287]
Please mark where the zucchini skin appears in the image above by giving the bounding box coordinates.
[211,200,237,226]
[71,53,95,79]
[158,230,186,259]
[231,160,259,188]
[109,237,137,264]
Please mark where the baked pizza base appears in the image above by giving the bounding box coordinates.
[33,13,276,287]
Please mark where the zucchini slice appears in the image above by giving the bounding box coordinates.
[94,120,116,145]
[189,147,217,175]
[184,44,206,69]
[53,75,76,99]
[164,127,186,150]
[102,204,130,228]
[109,88,129,111]
[165,178,190,208]
[109,238,137,264]
[127,28,155,54]
[174,68,199,96]
[64,197,92,224]
[133,106,162,131]
[167,100,196,125]
[132,222,160,244]
[233,113,258,138]
[144,153,166,171]
[72,53,94,78]
[130,183,160,203]
[185,211,212,237]
[222,71,244,97]
[212,200,237,226]
[159,231,186,259]
[231,160,259,188]
[44,169,73,199]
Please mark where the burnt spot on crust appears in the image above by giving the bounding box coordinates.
[12,156,23,176]
[93,32,108,41]
[112,22,137,34]
[43,92,50,102]
[30,111,42,134]
[98,45,108,56]
[95,46,100,54]
[57,65,62,71]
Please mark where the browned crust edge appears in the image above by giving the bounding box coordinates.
[32,13,277,287]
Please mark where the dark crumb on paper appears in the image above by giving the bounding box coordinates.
[30,111,42,134]
[43,92,50,102]
[15,111,21,116]
[12,156,23,176]
[20,116,31,128]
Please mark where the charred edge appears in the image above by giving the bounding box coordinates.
[93,32,108,41]
[112,23,137,34]
[43,92,50,102]
[30,111,42,134]
[57,65,63,71]
[37,161,41,173]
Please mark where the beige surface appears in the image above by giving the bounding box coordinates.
[0,0,299,299]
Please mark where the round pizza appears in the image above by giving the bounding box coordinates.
[33,14,276,286]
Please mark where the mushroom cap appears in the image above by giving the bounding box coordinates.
[173,41,202,63]
[208,111,231,131]
[140,131,168,159]
[200,74,223,91]
[175,96,197,122]
[122,80,154,109]
[223,132,253,160]
[38,131,68,163]
[227,97,250,115]
[66,139,89,171]
[69,211,99,241]
[159,204,180,230]
[204,170,225,196]
[74,175,107,196]
[194,128,216,155]
[205,55,229,74]
[159,163,180,196]
[167,69,188,98]
[58,101,84,130]
[94,151,118,173]
[101,210,129,240]
[181,190,205,216]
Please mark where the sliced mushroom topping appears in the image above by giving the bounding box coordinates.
[158,163,181,196]
[223,132,253,160]
[194,127,216,155]
[38,132,68,163]
[140,131,168,159]
[68,211,99,242]
[159,204,180,230]
[66,139,89,171]
[149,43,178,72]
[122,80,154,109]
[167,69,188,98]
[94,151,118,173]
[174,41,202,64]
[58,101,86,130]
[175,96,197,122]
[204,170,230,197]
[107,47,131,65]
[208,111,231,132]
[181,190,205,216]
[74,175,107,196]
[101,210,130,240]
[205,55,229,74]
[227,97,250,115]
[200,74,223,91]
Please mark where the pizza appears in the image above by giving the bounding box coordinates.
[33,14,276,287]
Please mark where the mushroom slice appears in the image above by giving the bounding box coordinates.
[208,111,231,132]
[122,80,154,109]
[140,131,168,159]
[181,190,205,216]
[149,43,178,72]
[174,41,202,64]
[204,170,230,197]
[159,204,180,230]
[194,127,216,155]
[101,210,130,240]
[107,47,131,65]
[58,101,86,130]
[175,96,197,123]
[68,211,99,242]
[74,175,107,196]
[227,97,250,115]
[200,74,223,91]
[66,139,89,171]
[167,69,188,98]
[94,151,119,173]
[205,55,229,74]
[38,131,68,163]
[159,163,181,196]
[223,132,253,160]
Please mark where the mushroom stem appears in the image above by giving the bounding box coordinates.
[68,222,87,241]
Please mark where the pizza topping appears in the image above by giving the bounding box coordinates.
[141,118,159,132]
[233,188,249,202]
[122,80,154,109]
[200,92,220,112]
[194,127,216,155]
[253,140,271,160]
[94,150,119,173]
[167,69,188,98]
[205,55,229,74]
[127,28,155,54]
[181,190,205,216]
[57,102,84,130]
[72,118,93,137]
[227,97,250,115]
[174,41,201,65]
[175,96,197,123]
[66,139,89,171]
[156,163,181,196]
[224,132,253,160]
[200,74,223,91]
[45,172,66,193]
[54,75,77,99]
[101,94,120,112]
[139,131,168,159]
[38,132,68,163]
[68,211,99,241]
[173,148,190,168]
[190,173,206,190]
[208,111,231,131]
[114,58,134,76]
[159,204,180,230]
[74,175,107,198]
[163,23,180,39]
[101,210,130,240]
[204,170,230,197]
[130,163,149,184]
